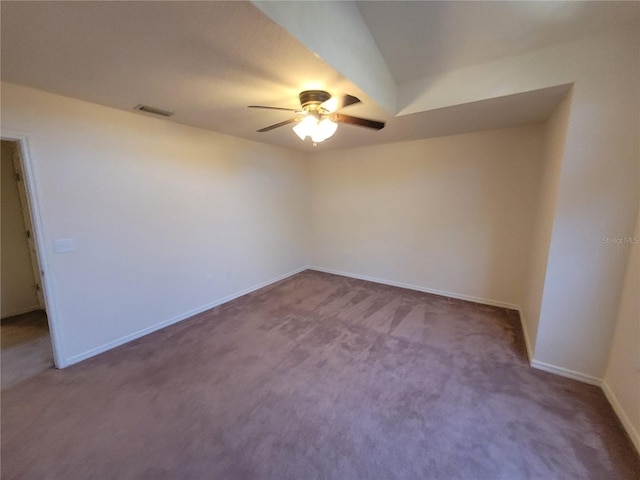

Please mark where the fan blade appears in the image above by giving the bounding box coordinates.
[248,105,301,113]
[320,94,361,113]
[257,117,298,132]
[333,114,385,130]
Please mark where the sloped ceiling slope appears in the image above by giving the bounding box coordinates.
[2,1,637,151]
[356,1,639,85]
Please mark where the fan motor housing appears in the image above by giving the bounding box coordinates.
[299,90,331,110]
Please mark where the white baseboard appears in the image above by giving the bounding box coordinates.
[1,305,42,319]
[602,380,640,455]
[516,310,605,389]
[308,266,520,310]
[530,359,602,386]
[65,266,308,366]
[517,309,534,363]
[309,267,607,388]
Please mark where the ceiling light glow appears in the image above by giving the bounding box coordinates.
[293,116,337,143]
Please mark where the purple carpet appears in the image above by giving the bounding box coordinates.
[2,270,638,479]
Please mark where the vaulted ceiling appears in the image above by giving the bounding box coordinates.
[1,1,637,152]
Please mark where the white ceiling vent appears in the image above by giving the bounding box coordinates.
[133,104,174,117]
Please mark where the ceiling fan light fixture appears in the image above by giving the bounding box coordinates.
[314,118,338,141]
[293,115,317,140]
[293,116,337,143]
[252,90,383,139]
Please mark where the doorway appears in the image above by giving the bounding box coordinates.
[1,139,54,388]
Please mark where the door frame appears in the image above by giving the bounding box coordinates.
[2,133,66,368]
[11,146,46,309]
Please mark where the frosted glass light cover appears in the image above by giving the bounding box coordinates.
[293,116,337,142]
[318,119,337,139]
[293,116,317,140]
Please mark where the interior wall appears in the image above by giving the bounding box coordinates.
[401,22,640,380]
[309,125,545,308]
[520,90,573,356]
[532,24,640,380]
[0,82,310,366]
[603,206,640,452]
[1,140,40,317]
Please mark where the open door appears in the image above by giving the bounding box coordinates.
[11,146,46,309]
[1,138,60,384]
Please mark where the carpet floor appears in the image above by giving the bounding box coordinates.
[1,270,638,479]
[1,310,54,389]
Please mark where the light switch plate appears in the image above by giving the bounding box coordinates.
[53,238,77,253]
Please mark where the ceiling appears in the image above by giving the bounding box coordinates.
[357,1,639,84]
[1,1,637,152]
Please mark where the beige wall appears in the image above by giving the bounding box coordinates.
[521,91,573,356]
[310,125,545,308]
[1,140,39,317]
[532,25,640,380]
[391,23,639,382]
[1,82,310,366]
[603,207,640,452]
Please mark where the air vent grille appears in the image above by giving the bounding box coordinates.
[134,105,174,117]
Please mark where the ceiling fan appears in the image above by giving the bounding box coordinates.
[249,90,385,143]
